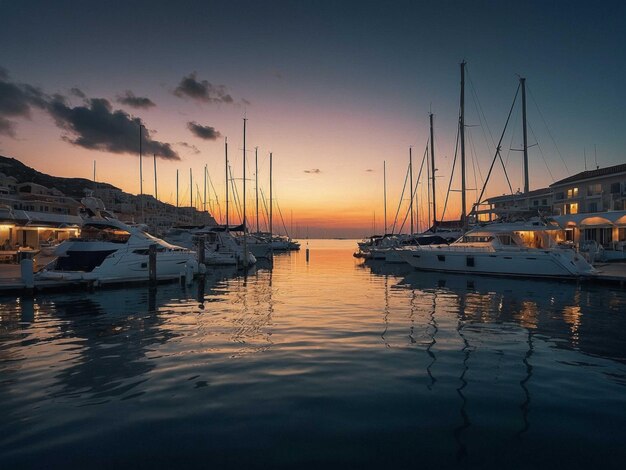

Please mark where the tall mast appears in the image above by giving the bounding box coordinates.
[269,152,273,236]
[225,137,229,227]
[203,164,207,212]
[153,154,158,200]
[255,146,259,233]
[93,160,96,191]
[460,60,467,229]
[242,118,248,266]
[383,160,387,234]
[429,112,436,229]
[409,147,414,234]
[139,124,144,222]
[427,146,431,229]
[176,169,179,208]
[521,76,529,193]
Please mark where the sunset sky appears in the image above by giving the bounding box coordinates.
[1,0,625,237]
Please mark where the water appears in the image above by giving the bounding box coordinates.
[1,239,626,469]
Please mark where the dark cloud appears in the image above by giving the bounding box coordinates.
[0,116,15,137]
[177,141,200,155]
[70,87,86,99]
[0,69,47,138]
[187,121,221,140]
[47,96,179,160]
[304,168,321,174]
[174,72,243,104]
[117,90,156,109]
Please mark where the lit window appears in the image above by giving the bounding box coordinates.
[566,203,578,214]
[567,187,579,198]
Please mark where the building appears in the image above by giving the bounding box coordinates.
[478,187,553,222]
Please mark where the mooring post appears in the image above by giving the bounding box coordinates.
[197,235,205,265]
[149,244,157,285]
[20,257,34,291]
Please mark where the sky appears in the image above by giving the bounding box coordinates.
[1,0,625,237]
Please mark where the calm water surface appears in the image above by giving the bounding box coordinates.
[1,239,626,469]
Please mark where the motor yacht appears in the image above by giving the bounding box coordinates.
[396,221,595,278]
[36,197,199,284]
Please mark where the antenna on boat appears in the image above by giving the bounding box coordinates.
[521,76,529,193]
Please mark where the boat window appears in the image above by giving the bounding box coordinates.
[461,235,493,243]
[466,256,475,267]
[437,255,445,262]
[80,225,131,243]
[497,234,517,246]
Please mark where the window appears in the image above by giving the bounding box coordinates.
[555,192,564,200]
[466,256,475,267]
[587,202,598,212]
[533,200,539,206]
[587,183,602,196]
[541,199,547,206]
[497,234,517,245]
[610,182,621,194]
[567,187,579,198]
[565,203,578,214]
[437,255,445,262]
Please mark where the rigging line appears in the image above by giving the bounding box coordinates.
[527,85,569,174]
[391,163,411,234]
[467,66,497,150]
[528,120,555,182]
[228,164,243,222]
[469,133,480,206]
[441,123,460,222]
[275,198,290,237]
[474,83,521,209]
[207,170,222,222]
[469,128,485,189]
[401,141,429,233]
[260,188,270,232]
[504,99,520,168]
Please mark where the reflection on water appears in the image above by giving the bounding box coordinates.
[1,240,626,469]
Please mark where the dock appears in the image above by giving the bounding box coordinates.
[588,263,626,287]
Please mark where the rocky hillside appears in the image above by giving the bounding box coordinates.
[0,155,119,198]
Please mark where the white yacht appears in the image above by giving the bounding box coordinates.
[165,226,257,266]
[37,198,199,284]
[396,221,595,278]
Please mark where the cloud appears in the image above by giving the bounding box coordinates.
[0,69,47,138]
[70,87,86,99]
[177,141,200,155]
[116,90,156,109]
[187,121,221,140]
[174,72,244,104]
[47,95,180,160]
[0,116,15,137]
[304,168,321,174]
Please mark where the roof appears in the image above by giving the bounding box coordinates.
[550,163,626,187]
[487,187,552,203]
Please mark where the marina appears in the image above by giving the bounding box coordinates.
[2,1,626,468]
[2,240,626,468]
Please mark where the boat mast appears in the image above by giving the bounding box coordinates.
[176,169,179,208]
[153,154,158,200]
[225,137,229,227]
[255,146,259,233]
[409,147,414,234]
[269,152,273,236]
[383,160,387,234]
[429,112,436,230]
[139,124,144,222]
[242,118,248,267]
[521,76,529,193]
[203,163,207,212]
[460,60,467,229]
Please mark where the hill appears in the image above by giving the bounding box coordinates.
[0,155,119,198]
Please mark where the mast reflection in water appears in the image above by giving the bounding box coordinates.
[1,239,626,469]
